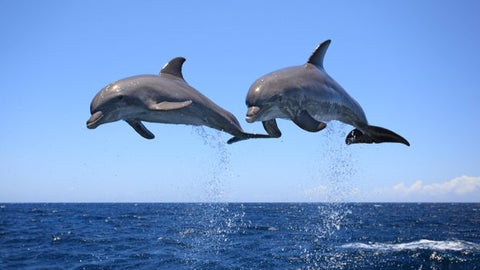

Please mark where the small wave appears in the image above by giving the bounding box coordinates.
[179,228,196,236]
[341,239,480,252]
[246,225,278,231]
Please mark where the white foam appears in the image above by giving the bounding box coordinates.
[341,239,480,252]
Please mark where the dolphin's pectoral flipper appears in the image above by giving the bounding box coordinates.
[262,119,282,138]
[346,125,410,146]
[125,119,155,139]
[148,100,192,111]
[293,110,326,132]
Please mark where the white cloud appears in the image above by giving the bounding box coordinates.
[374,175,480,202]
[394,175,480,195]
[302,176,480,202]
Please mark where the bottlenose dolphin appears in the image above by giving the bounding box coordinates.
[87,57,271,144]
[245,40,409,146]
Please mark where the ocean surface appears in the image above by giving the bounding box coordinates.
[1,203,479,269]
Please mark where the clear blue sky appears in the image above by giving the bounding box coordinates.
[1,1,479,202]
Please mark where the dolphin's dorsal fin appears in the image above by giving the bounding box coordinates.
[307,40,331,69]
[160,57,186,80]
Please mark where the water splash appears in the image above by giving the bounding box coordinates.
[187,127,242,266]
[302,122,358,267]
[307,122,357,234]
[179,204,250,268]
[191,126,232,202]
[317,121,357,202]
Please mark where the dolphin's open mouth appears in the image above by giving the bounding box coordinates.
[86,111,104,129]
[246,106,260,123]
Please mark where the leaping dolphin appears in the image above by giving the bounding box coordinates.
[87,57,271,144]
[245,40,409,146]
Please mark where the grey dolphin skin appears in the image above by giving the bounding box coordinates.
[245,40,410,146]
[87,57,271,144]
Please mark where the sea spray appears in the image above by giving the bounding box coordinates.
[178,204,250,268]
[189,124,360,268]
[317,123,356,238]
[301,122,358,267]
[185,127,244,266]
[192,126,232,202]
[306,122,357,235]
[316,121,358,202]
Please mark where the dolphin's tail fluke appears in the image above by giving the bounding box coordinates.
[346,125,410,146]
[227,132,273,144]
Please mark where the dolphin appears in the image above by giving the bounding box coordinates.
[245,40,410,146]
[87,57,271,144]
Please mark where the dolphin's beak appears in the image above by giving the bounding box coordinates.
[86,111,104,129]
[246,106,260,123]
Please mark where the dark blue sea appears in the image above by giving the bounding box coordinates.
[1,203,479,269]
